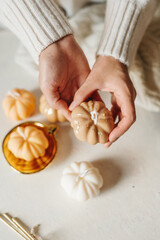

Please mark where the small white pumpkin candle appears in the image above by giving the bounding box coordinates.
[61,161,103,201]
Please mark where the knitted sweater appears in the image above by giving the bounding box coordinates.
[0,0,158,66]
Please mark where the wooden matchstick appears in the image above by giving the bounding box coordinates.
[12,217,35,240]
[0,213,35,240]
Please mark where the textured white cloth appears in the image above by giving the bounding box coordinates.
[97,0,159,66]
[0,0,158,66]
[0,0,73,63]
[15,3,160,112]
[129,5,160,112]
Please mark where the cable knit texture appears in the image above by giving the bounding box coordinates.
[97,0,158,66]
[0,0,73,63]
[0,0,158,66]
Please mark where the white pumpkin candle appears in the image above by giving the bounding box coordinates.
[61,161,103,201]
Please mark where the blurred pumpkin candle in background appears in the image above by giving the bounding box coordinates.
[2,88,36,121]
[39,95,67,123]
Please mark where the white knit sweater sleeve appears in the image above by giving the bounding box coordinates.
[97,0,159,67]
[0,0,73,64]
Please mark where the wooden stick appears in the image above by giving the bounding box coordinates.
[12,217,35,240]
[0,214,29,240]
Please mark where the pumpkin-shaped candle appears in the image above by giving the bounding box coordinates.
[39,95,67,123]
[2,89,36,121]
[71,101,114,145]
[61,161,103,201]
[8,126,49,161]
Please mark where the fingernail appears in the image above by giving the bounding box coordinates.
[69,101,76,111]
[109,133,115,142]
[67,114,72,122]
[109,135,119,143]
[104,142,112,148]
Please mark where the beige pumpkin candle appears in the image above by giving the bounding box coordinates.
[39,95,67,123]
[8,126,49,161]
[71,101,114,145]
[2,89,36,121]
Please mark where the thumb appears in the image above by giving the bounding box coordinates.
[69,79,97,110]
[45,91,71,121]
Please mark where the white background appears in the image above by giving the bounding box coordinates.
[0,30,160,240]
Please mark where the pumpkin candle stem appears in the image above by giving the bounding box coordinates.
[7,90,20,99]
[17,127,26,140]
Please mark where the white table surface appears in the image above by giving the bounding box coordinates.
[0,30,160,240]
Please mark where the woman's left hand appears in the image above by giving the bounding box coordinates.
[69,56,136,148]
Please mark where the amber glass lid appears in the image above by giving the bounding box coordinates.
[2,121,57,174]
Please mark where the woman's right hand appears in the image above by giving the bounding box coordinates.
[39,35,91,120]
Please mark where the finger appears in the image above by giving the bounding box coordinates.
[133,87,137,100]
[60,107,71,121]
[69,79,97,110]
[129,80,137,100]
[49,98,71,121]
[104,141,113,148]
[109,100,136,143]
[110,94,119,121]
[51,98,71,121]
[44,91,71,121]
[111,106,120,122]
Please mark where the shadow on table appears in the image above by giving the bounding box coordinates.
[32,88,42,115]
[92,158,122,193]
[43,230,62,240]
[51,123,73,167]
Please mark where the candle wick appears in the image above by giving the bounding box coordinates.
[90,110,99,125]
[79,169,89,178]
[76,169,93,182]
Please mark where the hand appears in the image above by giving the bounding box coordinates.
[69,56,136,147]
[39,35,90,120]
